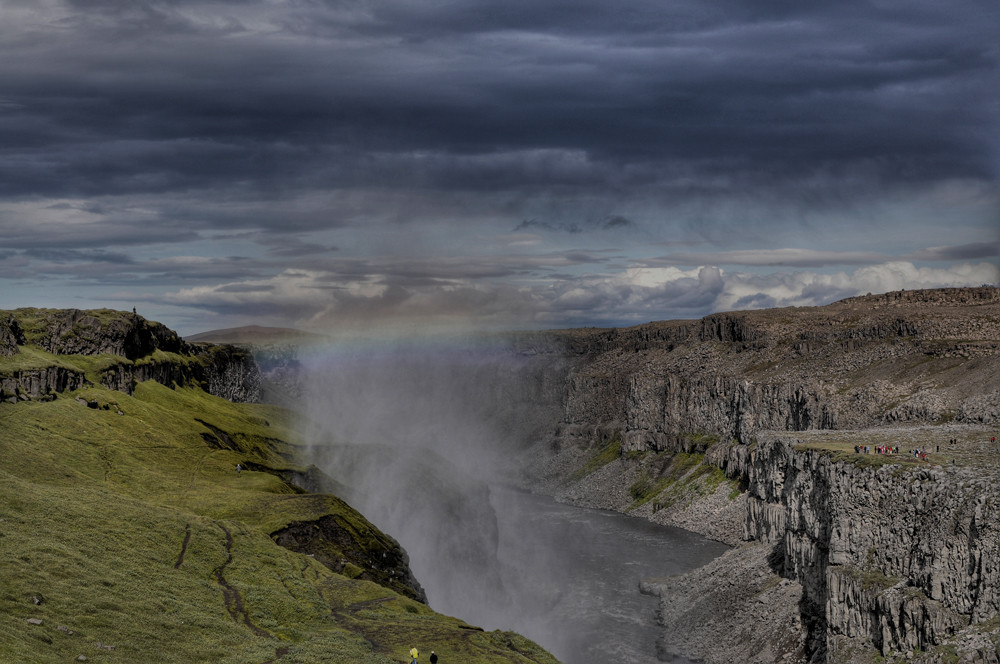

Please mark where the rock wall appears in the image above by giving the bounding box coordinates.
[0,308,262,404]
[0,366,87,403]
[0,313,25,357]
[24,308,186,359]
[726,436,1000,659]
[538,287,1000,456]
[99,345,262,403]
[518,289,1000,662]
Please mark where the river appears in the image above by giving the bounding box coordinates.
[432,487,729,664]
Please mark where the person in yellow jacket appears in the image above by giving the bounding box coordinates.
[409,647,419,664]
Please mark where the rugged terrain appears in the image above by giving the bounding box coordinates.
[517,286,1000,663]
[1,308,261,403]
[22,287,998,664]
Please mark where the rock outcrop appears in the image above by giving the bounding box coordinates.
[536,287,1000,455]
[0,367,86,403]
[97,345,261,402]
[0,308,262,403]
[271,507,427,604]
[23,308,185,359]
[0,312,25,357]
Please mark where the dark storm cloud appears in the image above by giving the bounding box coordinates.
[1,0,997,332]
[1,0,995,210]
[22,248,135,265]
[514,220,584,234]
[513,216,636,234]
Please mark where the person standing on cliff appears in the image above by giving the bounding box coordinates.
[409,647,419,664]
[430,651,438,664]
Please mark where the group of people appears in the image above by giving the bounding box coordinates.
[852,444,935,460]
[854,444,899,455]
[409,648,438,664]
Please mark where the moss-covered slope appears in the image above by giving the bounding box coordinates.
[0,380,558,664]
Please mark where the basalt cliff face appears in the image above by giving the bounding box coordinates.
[0,308,261,403]
[537,287,1000,456]
[725,434,1000,662]
[514,287,1000,663]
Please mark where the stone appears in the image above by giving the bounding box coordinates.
[26,618,43,625]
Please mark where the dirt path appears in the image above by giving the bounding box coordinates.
[212,523,273,639]
[174,523,191,569]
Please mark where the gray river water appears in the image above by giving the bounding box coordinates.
[443,487,729,664]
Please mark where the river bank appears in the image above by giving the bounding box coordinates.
[522,423,1000,664]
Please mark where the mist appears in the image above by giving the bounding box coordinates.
[298,335,569,629]
[295,333,727,663]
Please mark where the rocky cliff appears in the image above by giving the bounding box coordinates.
[0,308,261,403]
[0,312,25,357]
[538,287,1000,457]
[516,287,1000,663]
[25,307,186,358]
[722,432,1000,662]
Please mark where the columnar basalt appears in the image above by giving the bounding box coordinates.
[541,288,1000,454]
[0,366,86,402]
[729,435,1000,659]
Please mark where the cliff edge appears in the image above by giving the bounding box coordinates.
[0,308,261,403]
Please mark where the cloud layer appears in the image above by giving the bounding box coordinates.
[0,0,997,334]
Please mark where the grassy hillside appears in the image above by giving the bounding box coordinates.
[0,379,558,664]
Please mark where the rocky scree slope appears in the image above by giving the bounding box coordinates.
[0,308,260,403]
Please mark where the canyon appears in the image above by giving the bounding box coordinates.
[4,286,999,663]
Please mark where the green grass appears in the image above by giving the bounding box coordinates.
[0,380,558,664]
[837,564,899,593]
[566,437,622,483]
[792,435,965,471]
[0,345,81,373]
[0,339,223,389]
[629,451,737,511]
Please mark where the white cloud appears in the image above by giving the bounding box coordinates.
[150,260,1000,334]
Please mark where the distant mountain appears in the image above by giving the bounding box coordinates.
[185,324,326,345]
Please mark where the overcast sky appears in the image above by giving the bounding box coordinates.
[1,0,998,336]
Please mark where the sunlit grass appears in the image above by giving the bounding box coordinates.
[790,426,998,471]
[0,378,559,664]
[566,437,622,483]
